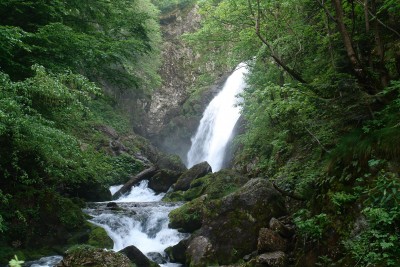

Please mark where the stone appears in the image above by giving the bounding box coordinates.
[256,251,287,267]
[147,252,167,264]
[196,178,287,265]
[257,228,287,253]
[106,202,119,210]
[269,217,294,238]
[165,238,189,263]
[186,236,215,267]
[119,245,160,267]
[148,169,182,193]
[174,161,212,191]
[57,245,132,267]
[168,197,204,232]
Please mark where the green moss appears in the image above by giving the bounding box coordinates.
[169,198,205,232]
[88,225,113,249]
[165,169,247,202]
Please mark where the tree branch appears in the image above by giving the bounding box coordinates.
[254,0,308,84]
[273,182,307,201]
[305,127,330,153]
[315,0,337,22]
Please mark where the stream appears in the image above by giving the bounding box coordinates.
[24,181,187,267]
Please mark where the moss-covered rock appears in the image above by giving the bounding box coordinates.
[185,178,287,266]
[57,245,133,267]
[148,169,182,193]
[169,197,206,232]
[87,225,113,249]
[164,169,247,202]
[173,162,212,191]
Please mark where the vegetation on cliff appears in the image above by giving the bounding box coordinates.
[184,0,400,265]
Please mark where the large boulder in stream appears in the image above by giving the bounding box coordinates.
[119,245,160,267]
[57,245,132,267]
[148,169,182,193]
[185,178,287,266]
[173,161,212,191]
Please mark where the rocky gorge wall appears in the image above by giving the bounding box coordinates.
[144,4,232,163]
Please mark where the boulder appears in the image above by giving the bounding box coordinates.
[119,245,160,267]
[165,239,189,263]
[155,153,187,172]
[57,246,132,267]
[147,252,167,264]
[269,217,294,238]
[186,236,215,267]
[87,225,114,249]
[174,162,212,191]
[196,178,287,265]
[148,169,182,193]
[257,228,287,253]
[256,251,287,267]
[168,197,205,232]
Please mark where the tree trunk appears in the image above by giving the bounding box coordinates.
[112,166,158,200]
[331,0,375,93]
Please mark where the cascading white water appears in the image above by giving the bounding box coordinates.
[187,63,248,172]
[84,180,188,267]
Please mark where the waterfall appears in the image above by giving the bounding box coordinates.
[187,63,248,172]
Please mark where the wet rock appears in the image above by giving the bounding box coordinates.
[147,252,167,264]
[106,202,119,210]
[269,217,294,238]
[148,169,182,193]
[186,236,215,267]
[119,245,160,267]
[257,228,287,253]
[256,251,287,267]
[165,238,189,263]
[174,161,212,191]
[57,245,132,267]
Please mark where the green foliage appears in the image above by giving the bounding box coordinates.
[152,0,197,12]
[344,171,400,266]
[0,0,161,93]
[294,210,330,241]
[108,154,144,185]
[8,255,24,267]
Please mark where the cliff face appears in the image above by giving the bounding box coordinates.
[145,6,200,137]
[144,4,231,162]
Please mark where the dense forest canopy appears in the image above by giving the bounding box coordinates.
[0,0,399,266]
[0,0,161,260]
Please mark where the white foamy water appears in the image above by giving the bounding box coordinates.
[187,63,248,172]
[84,180,188,267]
[112,180,165,202]
[25,256,63,267]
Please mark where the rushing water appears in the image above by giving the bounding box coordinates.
[84,180,188,266]
[24,181,186,267]
[187,63,248,172]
